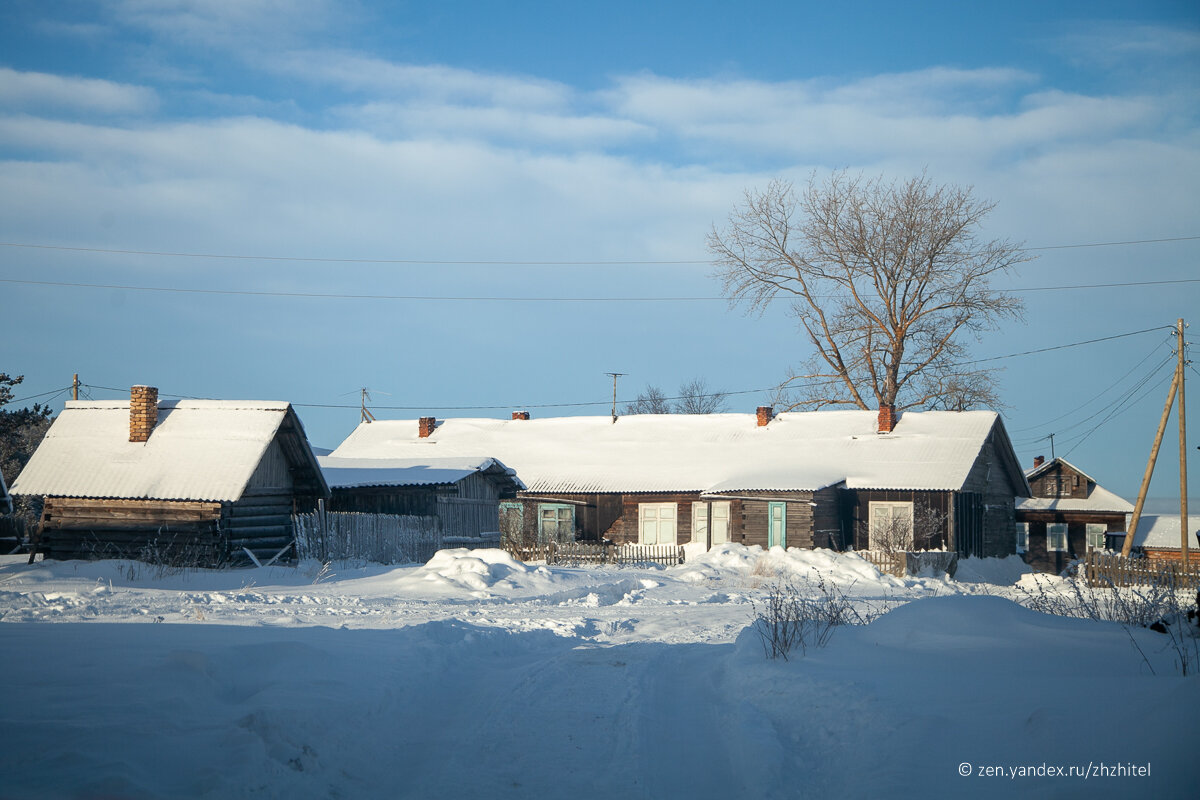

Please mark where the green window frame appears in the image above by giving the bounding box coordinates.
[537,503,575,544]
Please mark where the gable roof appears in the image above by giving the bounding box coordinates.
[331,410,1029,495]
[318,455,524,490]
[1025,456,1097,484]
[1017,457,1133,513]
[1132,514,1200,550]
[1016,484,1134,514]
[10,399,328,502]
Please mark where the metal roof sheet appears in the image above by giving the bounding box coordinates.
[10,400,291,502]
[318,456,521,489]
[330,410,1006,494]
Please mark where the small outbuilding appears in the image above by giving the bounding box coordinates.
[317,455,523,537]
[11,386,328,564]
[1127,514,1200,564]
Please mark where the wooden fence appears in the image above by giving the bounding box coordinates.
[504,540,684,568]
[859,550,959,578]
[1085,550,1200,591]
[294,511,442,564]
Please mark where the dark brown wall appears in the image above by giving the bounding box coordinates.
[1028,463,1090,501]
[843,489,952,551]
[1018,512,1125,573]
[960,429,1023,557]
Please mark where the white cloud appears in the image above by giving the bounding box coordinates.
[0,68,157,115]
[111,0,347,48]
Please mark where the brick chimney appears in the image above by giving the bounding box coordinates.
[129,385,159,443]
[511,411,530,421]
[1034,455,1045,469]
[756,406,773,427]
[418,416,437,438]
[877,404,897,434]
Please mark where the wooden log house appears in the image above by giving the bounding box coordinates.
[1015,457,1134,573]
[329,406,1030,559]
[11,386,328,565]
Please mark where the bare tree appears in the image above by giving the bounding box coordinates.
[707,171,1027,411]
[675,377,729,414]
[623,385,672,415]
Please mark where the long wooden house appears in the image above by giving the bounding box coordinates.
[1015,457,1133,572]
[11,386,328,565]
[329,407,1030,558]
[317,455,522,537]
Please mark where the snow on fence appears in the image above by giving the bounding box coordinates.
[504,540,684,568]
[1085,550,1200,591]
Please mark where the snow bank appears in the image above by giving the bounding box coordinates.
[396,548,555,596]
[674,543,899,587]
[954,554,1032,585]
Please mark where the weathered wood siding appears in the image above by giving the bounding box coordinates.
[329,472,507,539]
[1028,462,1090,501]
[1019,513,1126,573]
[734,491,817,550]
[842,489,953,552]
[38,497,222,562]
[959,429,1022,557]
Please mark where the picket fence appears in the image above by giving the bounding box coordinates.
[504,540,684,568]
[1085,550,1200,591]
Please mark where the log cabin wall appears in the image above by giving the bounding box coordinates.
[1018,511,1126,573]
[733,490,817,549]
[224,438,298,561]
[38,497,222,562]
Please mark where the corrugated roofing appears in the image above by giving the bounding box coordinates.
[318,456,521,489]
[10,400,291,502]
[1016,484,1134,514]
[330,410,1007,493]
[1132,514,1200,550]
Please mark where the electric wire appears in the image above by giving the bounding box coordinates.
[1,235,1196,264]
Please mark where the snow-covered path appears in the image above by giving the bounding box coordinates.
[0,548,1195,799]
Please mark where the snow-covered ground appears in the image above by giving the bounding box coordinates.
[0,546,1195,799]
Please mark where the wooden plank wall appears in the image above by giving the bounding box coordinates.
[39,497,222,562]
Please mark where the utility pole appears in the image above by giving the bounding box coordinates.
[1048,432,1055,460]
[71,373,79,401]
[360,388,376,424]
[605,373,626,424]
[1123,320,1187,557]
[1177,319,1189,567]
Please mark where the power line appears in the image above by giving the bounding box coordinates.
[954,327,1168,366]
[2,276,1197,303]
[1007,338,1173,434]
[1,235,1196,265]
[1,385,73,407]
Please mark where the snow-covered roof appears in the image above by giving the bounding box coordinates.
[331,410,1022,494]
[318,456,523,490]
[1132,514,1200,550]
[1016,484,1134,514]
[10,399,314,502]
[1025,456,1097,484]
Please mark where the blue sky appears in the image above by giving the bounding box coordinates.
[1,0,1198,502]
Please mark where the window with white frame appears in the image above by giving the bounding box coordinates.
[1085,523,1108,551]
[639,503,677,546]
[691,501,731,547]
[1047,523,1068,552]
[537,503,574,544]
[869,501,913,551]
[1015,522,1029,554]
